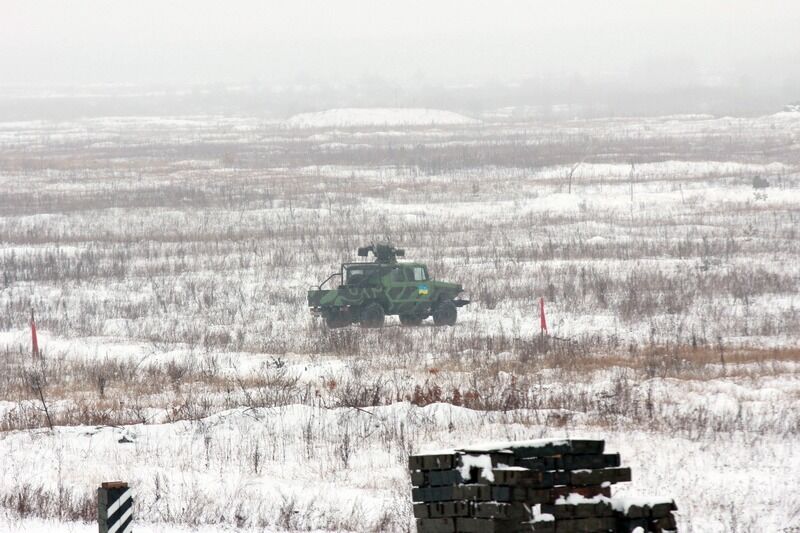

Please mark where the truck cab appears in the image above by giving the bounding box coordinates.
[308,244,468,329]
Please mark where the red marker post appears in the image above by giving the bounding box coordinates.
[30,309,39,358]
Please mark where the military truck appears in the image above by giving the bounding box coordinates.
[308,244,469,328]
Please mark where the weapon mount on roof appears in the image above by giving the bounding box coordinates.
[357,243,405,264]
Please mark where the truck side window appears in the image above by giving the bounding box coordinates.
[391,268,406,282]
[347,268,364,285]
[413,267,427,281]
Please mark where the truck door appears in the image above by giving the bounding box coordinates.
[386,265,430,314]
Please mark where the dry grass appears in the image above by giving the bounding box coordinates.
[0,114,799,529]
[2,340,797,435]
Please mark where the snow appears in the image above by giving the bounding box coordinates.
[0,386,798,531]
[0,515,340,533]
[458,454,494,482]
[410,448,457,457]
[461,438,570,453]
[531,160,789,182]
[283,108,480,128]
[610,494,675,513]
[1,109,799,531]
[555,493,611,505]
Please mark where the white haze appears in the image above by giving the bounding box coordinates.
[2,0,799,88]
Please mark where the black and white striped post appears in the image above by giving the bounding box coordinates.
[97,481,133,533]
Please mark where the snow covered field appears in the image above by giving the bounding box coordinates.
[283,108,480,128]
[1,109,799,531]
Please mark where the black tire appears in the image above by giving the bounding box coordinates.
[325,312,350,329]
[399,314,423,327]
[360,303,385,328]
[432,300,457,326]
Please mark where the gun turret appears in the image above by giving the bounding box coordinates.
[357,243,405,263]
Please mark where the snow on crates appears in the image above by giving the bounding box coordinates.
[409,438,677,532]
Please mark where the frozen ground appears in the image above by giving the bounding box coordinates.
[283,108,480,128]
[1,108,799,531]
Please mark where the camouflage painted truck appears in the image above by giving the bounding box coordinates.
[307,244,469,328]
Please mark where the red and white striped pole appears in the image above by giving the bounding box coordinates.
[539,297,548,337]
[30,308,39,358]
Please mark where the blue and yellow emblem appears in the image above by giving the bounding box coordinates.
[418,284,429,296]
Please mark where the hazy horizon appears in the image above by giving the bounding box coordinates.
[2,1,799,118]
[4,1,799,85]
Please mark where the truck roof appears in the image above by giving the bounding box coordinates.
[342,261,424,268]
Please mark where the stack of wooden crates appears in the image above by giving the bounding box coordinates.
[410,438,677,532]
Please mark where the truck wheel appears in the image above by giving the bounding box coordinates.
[399,314,423,326]
[325,312,350,329]
[360,303,385,328]
[433,300,457,326]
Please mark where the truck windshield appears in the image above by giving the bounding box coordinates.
[346,266,379,285]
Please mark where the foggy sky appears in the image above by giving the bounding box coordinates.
[2,0,799,90]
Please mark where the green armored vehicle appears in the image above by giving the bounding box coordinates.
[308,244,469,328]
